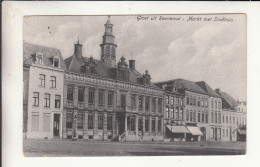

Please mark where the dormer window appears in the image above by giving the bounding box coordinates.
[36,53,43,65]
[53,57,60,67]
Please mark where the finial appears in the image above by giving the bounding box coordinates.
[131,52,133,59]
[77,36,79,44]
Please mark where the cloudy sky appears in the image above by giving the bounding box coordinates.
[24,15,246,101]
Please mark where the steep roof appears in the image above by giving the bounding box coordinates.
[65,55,160,89]
[195,81,221,97]
[23,42,66,69]
[155,78,208,95]
[216,91,238,110]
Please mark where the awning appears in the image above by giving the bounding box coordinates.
[186,126,203,136]
[238,129,246,135]
[166,125,190,133]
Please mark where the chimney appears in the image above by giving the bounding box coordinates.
[74,40,82,57]
[215,88,221,93]
[129,60,135,70]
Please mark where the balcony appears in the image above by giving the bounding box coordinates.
[118,105,126,111]
[77,102,85,109]
[67,101,73,108]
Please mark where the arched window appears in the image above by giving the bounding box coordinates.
[190,112,193,122]
[106,46,110,57]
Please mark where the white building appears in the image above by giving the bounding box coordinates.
[23,42,66,139]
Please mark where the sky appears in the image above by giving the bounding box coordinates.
[23,15,247,101]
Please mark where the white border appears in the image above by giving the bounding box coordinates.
[2,1,260,167]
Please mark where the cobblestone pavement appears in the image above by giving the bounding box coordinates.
[23,139,246,157]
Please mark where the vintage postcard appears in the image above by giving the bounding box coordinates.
[22,14,246,156]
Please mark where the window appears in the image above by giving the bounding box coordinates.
[226,116,228,124]
[67,86,74,101]
[202,113,205,123]
[33,92,39,106]
[190,97,193,105]
[88,89,94,104]
[198,99,200,106]
[211,112,214,123]
[139,96,143,110]
[158,119,162,132]
[39,74,45,87]
[98,91,104,105]
[55,95,61,108]
[201,99,204,107]
[158,99,162,113]
[152,118,155,132]
[31,115,39,131]
[223,116,225,123]
[36,53,43,64]
[190,112,193,122]
[186,97,189,105]
[179,108,183,120]
[166,96,169,104]
[130,117,135,131]
[106,46,110,57]
[215,112,217,124]
[229,116,232,124]
[145,97,149,111]
[50,76,56,88]
[138,117,143,131]
[206,113,208,123]
[176,97,179,105]
[44,93,50,107]
[88,114,93,129]
[78,87,84,102]
[211,99,213,109]
[107,114,112,130]
[175,108,179,120]
[108,92,113,106]
[98,114,103,129]
[171,108,174,119]
[180,99,183,106]
[226,129,228,137]
[166,107,169,119]
[53,57,59,67]
[131,95,136,108]
[170,96,173,104]
[66,112,73,129]
[193,111,196,122]
[198,113,201,122]
[218,113,221,124]
[145,117,149,132]
[152,98,156,112]
[186,110,189,121]
[111,47,115,58]
[193,98,196,106]
[223,129,225,137]
[77,112,83,129]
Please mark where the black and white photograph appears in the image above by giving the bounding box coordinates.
[22,14,247,156]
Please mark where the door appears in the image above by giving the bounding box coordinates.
[53,114,60,138]
[215,128,217,141]
[200,127,206,141]
[121,94,126,109]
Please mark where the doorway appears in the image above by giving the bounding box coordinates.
[53,114,60,138]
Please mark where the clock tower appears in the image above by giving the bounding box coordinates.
[100,16,117,67]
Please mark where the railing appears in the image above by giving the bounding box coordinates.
[119,131,126,141]
[118,105,126,111]
[77,102,84,109]
[138,134,143,142]
[67,101,73,108]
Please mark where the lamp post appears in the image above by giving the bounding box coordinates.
[72,114,77,140]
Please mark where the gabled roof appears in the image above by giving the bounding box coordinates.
[196,81,221,97]
[23,42,66,69]
[216,91,238,110]
[155,78,208,95]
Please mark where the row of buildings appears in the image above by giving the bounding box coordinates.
[23,17,246,142]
